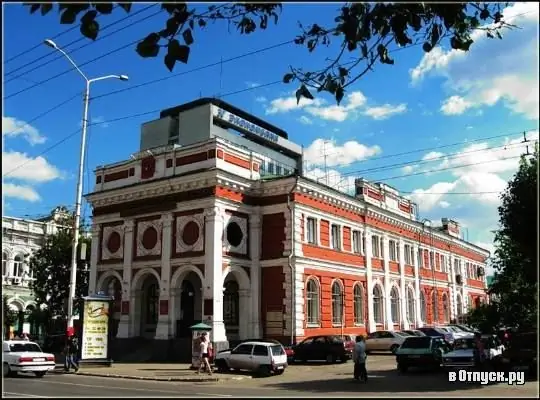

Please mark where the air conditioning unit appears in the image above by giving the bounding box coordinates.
[455,274,463,285]
[477,266,485,277]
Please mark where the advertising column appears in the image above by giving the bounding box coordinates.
[80,295,113,366]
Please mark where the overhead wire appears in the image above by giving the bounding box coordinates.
[5,4,159,82]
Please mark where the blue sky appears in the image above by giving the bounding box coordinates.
[3,3,539,269]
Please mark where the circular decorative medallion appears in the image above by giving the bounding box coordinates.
[142,227,158,250]
[106,231,121,253]
[182,221,200,246]
[226,222,243,247]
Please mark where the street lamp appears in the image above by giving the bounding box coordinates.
[43,39,129,331]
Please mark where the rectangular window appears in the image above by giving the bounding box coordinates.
[267,162,275,174]
[389,240,398,261]
[429,251,435,269]
[362,235,366,254]
[331,224,341,250]
[404,244,412,265]
[306,217,317,244]
[352,231,361,254]
[440,254,446,272]
[372,235,380,258]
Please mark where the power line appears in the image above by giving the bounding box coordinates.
[400,191,502,195]
[5,4,159,82]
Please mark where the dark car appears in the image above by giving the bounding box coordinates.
[418,327,454,344]
[501,331,537,378]
[395,336,450,373]
[403,330,426,337]
[292,335,351,363]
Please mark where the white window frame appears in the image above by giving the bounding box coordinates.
[404,244,412,265]
[331,224,341,250]
[371,235,380,258]
[389,240,398,262]
[352,230,362,254]
[306,217,317,244]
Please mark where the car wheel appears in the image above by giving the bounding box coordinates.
[390,345,399,354]
[258,366,272,377]
[215,359,229,373]
[34,371,47,378]
[398,362,408,373]
[275,369,285,375]
[3,362,11,378]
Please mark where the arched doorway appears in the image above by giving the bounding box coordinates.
[222,266,250,340]
[98,274,122,338]
[176,271,203,338]
[139,274,159,339]
[223,279,239,341]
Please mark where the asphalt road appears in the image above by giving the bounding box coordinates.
[3,355,538,398]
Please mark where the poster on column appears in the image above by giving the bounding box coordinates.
[80,296,113,363]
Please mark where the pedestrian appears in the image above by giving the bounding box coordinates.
[353,335,368,383]
[473,332,485,371]
[197,332,212,375]
[64,332,80,373]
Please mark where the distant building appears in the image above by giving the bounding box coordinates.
[85,98,489,357]
[2,206,72,335]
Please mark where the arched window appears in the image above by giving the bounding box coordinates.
[13,254,23,277]
[2,252,8,276]
[442,293,450,322]
[223,280,239,325]
[306,278,320,325]
[373,285,383,324]
[353,283,364,325]
[331,281,343,325]
[390,287,400,323]
[420,291,427,322]
[406,287,415,323]
[145,282,159,324]
[431,291,438,323]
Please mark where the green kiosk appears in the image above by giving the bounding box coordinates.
[190,322,212,369]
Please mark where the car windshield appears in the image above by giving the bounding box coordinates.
[395,332,409,337]
[456,324,475,332]
[270,345,285,356]
[9,343,42,352]
[329,336,343,344]
[401,337,432,349]
[449,326,466,332]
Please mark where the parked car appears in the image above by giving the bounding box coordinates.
[292,335,351,363]
[214,341,287,376]
[365,331,408,354]
[236,338,295,363]
[500,331,537,378]
[395,336,450,373]
[339,335,356,355]
[443,325,474,340]
[417,327,454,344]
[442,335,505,369]
[402,330,426,337]
[3,340,56,378]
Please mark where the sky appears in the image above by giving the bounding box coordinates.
[2,3,539,274]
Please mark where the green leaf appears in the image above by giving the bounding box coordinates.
[164,53,176,72]
[430,24,440,48]
[198,18,206,28]
[338,67,348,78]
[182,28,194,46]
[27,3,40,13]
[360,43,368,58]
[136,33,161,58]
[60,8,78,24]
[40,4,53,15]
[118,3,132,13]
[422,42,433,53]
[80,10,97,25]
[189,19,194,30]
[283,73,294,83]
[168,38,190,64]
[95,4,114,14]
[479,8,490,20]
[81,20,99,41]
[295,84,314,104]
[335,86,344,105]
[496,31,503,40]
[165,17,180,36]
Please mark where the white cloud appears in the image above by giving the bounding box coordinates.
[439,200,451,208]
[401,165,417,173]
[255,96,267,103]
[440,96,473,115]
[363,103,407,120]
[245,81,260,88]
[304,167,356,194]
[466,126,474,130]
[265,90,406,122]
[298,115,313,125]
[3,183,40,202]
[422,151,445,161]
[408,181,458,212]
[92,116,109,128]
[303,138,381,168]
[2,116,46,145]
[2,151,63,182]
[411,3,539,119]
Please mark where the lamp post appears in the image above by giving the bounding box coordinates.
[43,39,129,331]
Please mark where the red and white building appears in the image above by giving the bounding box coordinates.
[86,98,489,352]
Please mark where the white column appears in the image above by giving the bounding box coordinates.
[7,257,14,277]
[449,255,457,321]
[249,212,261,338]
[398,239,409,330]
[155,213,173,339]
[204,206,227,345]
[382,235,393,330]
[117,219,134,338]
[365,230,376,332]
[413,244,423,328]
[87,223,100,295]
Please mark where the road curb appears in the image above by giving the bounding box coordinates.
[51,369,250,382]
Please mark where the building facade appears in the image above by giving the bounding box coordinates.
[85,99,488,350]
[2,207,72,335]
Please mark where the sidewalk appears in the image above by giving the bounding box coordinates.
[52,363,250,382]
